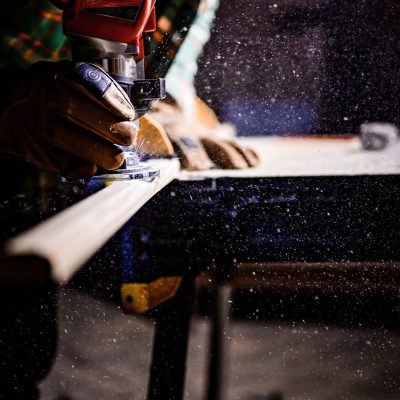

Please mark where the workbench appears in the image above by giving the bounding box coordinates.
[1,136,400,399]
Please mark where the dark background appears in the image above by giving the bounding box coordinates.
[196,0,400,135]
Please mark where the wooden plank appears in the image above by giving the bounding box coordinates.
[3,136,400,284]
[231,262,400,293]
[2,159,180,283]
[196,261,400,293]
[179,136,400,180]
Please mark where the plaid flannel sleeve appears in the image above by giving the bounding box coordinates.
[0,0,70,68]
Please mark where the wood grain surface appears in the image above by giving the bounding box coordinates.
[2,159,180,283]
[180,136,400,179]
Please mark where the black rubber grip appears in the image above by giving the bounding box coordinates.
[70,63,112,98]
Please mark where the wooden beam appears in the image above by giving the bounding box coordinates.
[2,159,180,283]
[231,262,400,293]
[179,136,400,180]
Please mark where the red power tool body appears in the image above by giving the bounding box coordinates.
[52,0,166,180]
[54,0,165,117]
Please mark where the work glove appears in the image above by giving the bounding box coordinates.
[148,100,259,171]
[0,61,137,178]
[136,113,174,156]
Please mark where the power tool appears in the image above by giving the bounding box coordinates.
[53,0,166,181]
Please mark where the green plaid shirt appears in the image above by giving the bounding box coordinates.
[0,0,70,68]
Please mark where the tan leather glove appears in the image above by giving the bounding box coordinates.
[148,101,259,171]
[136,114,174,156]
[0,61,137,178]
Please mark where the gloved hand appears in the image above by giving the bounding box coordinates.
[0,61,137,178]
[136,113,174,156]
[148,100,259,171]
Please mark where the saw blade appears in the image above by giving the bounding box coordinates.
[91,161,160,182]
